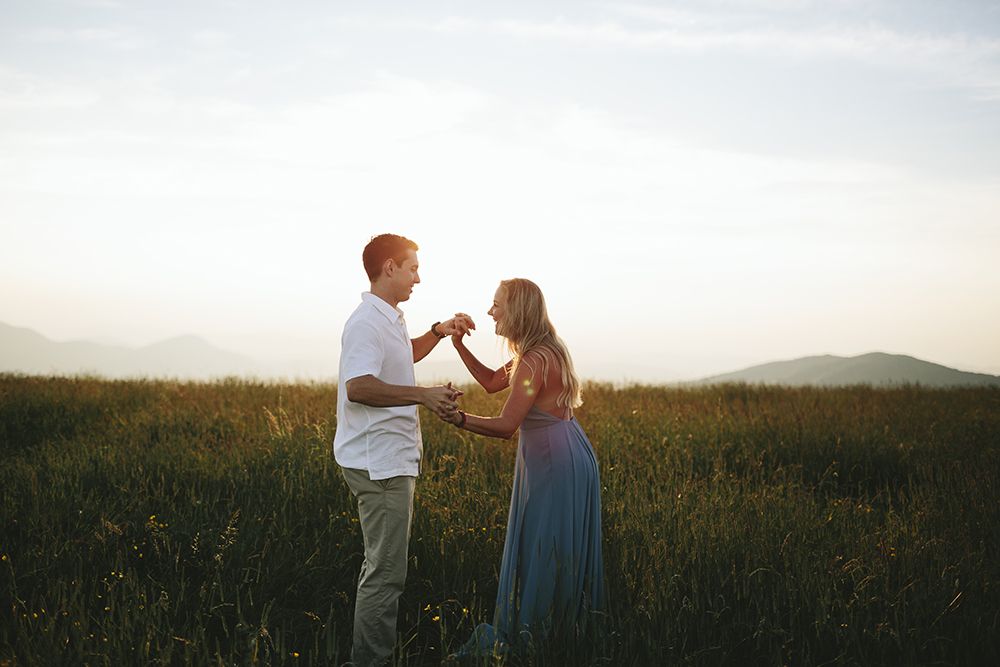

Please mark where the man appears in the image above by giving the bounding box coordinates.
[334,233,474,667]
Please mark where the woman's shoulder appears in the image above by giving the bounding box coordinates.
[520,345,565,385]
[520,344,557,368]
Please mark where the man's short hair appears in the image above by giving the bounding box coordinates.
[363,234,419,282]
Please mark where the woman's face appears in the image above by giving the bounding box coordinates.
[488,285,507,335]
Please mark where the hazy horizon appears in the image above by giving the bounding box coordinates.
[4,319,998,387]
[3,1,998,380]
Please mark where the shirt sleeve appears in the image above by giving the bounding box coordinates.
[341,317,385,382]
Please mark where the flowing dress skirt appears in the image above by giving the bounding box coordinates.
[461,404,605,653]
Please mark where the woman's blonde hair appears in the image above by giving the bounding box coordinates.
[497,278,582,409]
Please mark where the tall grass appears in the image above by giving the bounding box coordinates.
[1,374,997,665]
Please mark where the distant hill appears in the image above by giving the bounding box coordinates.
[4,322,998,388]
[0,322,454,383]
[693,352,1000,388]
[0,322,273,380]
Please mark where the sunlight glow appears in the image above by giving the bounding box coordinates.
[1,1,998,380]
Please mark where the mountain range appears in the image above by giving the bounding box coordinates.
[692,352,1000,388]
[2,321,998,387]
[0,322,335,381]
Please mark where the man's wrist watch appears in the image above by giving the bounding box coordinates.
[431,322,446,339]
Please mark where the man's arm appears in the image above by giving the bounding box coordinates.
[411,330,443,364]
[345,374,461,419]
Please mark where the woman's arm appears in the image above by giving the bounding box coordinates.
[452,336,512,394]
[446,356,538,439]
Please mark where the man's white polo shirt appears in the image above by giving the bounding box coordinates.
[334,292,422,480]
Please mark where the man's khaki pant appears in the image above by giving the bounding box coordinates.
[341,468,416,667]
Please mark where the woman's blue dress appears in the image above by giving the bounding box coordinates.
[460,404,605,654]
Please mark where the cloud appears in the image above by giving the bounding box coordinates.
[187,30,238,48]
[491,13,998,61]
[21,25,152,50]
[63,0,129,7]
[413,9,1000,98]
[1,69,924,249]
[430,16,484,33]
[0,66,101,108]
[611,0,872,16]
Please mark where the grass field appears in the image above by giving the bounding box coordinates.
[1,374,998,666]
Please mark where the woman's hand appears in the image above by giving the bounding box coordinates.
[420,383,462,420]
[437,313,476,339]
[438,404,464,425]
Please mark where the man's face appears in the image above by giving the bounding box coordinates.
[391,249,420,303]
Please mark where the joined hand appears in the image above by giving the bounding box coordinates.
[424,381,463,419]
[436,313,475,339]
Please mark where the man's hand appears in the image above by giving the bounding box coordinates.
[345,375,463,416]
[436,313,476,339]
[438,405,464,425]
[421,381,464,419]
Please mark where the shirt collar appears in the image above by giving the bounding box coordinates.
[362,292,404,323]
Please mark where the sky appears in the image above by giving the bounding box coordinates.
[2,0,999,382]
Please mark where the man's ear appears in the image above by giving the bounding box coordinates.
[383,258,395,278]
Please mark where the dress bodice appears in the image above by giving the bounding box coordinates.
[520,404,573,431]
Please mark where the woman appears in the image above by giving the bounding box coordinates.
[443,278,605,655]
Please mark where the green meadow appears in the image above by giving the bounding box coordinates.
[1,374,998,666]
